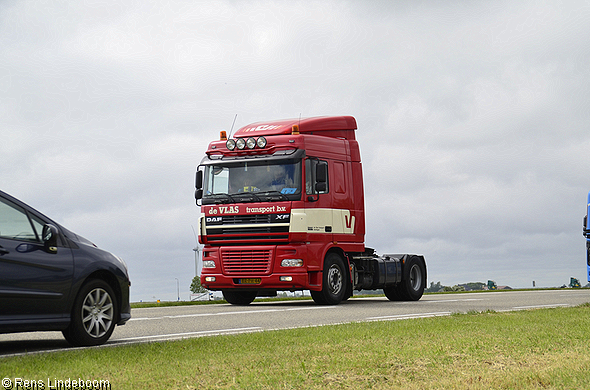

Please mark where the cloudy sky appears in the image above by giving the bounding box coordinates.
[2,0,589,301]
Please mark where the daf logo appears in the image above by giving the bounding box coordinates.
[206,216,222,223]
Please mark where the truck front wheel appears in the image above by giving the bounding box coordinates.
[384,255,426,301]
[311,253,348,305]
[222,290,257,305]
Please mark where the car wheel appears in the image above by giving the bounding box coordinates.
[62,279,118,347]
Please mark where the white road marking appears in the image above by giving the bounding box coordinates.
[512,303,570,310]
[114,327,263,343]
[426,298,484,303]
[129,305,336,322]
[366,311,452,321]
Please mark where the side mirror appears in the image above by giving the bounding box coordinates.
[195,170,204,203]
[195,189,203,201]
[315,161,328,193]
[195,170,203,190]
[42,224,59,253]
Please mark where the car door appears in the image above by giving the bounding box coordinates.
[0,195,74,322]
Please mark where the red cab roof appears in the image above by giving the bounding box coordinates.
[234,116,357,140]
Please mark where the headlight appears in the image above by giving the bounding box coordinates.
[281,259,303,267]
[236,138,246,150]
[246,137,257,149]
[226,139,236,150]
[203,260,216,268]
[256,136,267,148]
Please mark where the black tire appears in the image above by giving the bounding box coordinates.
[222,290,257,305]
[62,279,118,347]
[383,284,402,301]
[384,255,426,301]
[311,253,348,305]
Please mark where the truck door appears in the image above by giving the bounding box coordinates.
[305,158,333,240]
[0,196,74,322]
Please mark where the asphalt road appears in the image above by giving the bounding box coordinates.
[2,289,590,357]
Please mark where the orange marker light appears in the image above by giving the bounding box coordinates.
[220,131,227,140]
[291,125,300,135]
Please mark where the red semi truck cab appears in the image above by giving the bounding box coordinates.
[195,116,426,305]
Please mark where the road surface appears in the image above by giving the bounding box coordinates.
[2,289,589,357]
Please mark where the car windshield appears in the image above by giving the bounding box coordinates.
[202,160,302,204]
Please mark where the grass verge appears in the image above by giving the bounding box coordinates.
[3,304,590,389]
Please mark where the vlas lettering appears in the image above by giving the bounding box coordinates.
[218,206,239,214]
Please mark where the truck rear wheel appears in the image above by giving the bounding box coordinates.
[311,253,348,305]
[384,255,426,301]
[222,290,257,305]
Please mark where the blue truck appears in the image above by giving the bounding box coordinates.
[585,192,590,282]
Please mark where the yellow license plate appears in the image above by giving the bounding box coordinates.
[239,278,261,284]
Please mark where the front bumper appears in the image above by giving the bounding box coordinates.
[201,272,312,291]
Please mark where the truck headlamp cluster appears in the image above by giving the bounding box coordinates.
[226,136,267,151]
[281,259,303,267]
[203,260,216,268]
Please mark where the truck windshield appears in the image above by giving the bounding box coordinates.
[202,160,302,204]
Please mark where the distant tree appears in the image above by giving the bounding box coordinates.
[464,282,486,291]
[426,281,444,293]
[190,276,207,294]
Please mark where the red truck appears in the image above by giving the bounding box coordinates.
[195,116,426,305]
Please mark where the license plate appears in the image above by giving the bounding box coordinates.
[239,278,261,284]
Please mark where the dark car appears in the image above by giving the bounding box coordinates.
[0,190,130,346]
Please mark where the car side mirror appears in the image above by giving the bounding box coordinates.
[42,224,59,253]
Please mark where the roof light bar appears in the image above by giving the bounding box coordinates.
[225,136,268,150]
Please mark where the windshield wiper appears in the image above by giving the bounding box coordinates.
[206,193,236,204]
[229,192,262,203]
[256,191,289,201]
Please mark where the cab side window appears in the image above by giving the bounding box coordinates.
[0,198,40,242]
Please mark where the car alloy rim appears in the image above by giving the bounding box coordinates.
[82,287,114,338]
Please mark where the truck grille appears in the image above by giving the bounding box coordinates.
[221,249,273,275]
[205,213,290,244]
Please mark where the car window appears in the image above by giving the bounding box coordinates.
[0,197,40,242]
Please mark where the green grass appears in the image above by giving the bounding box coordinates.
[3,304,590,389]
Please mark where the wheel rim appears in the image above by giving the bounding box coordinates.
[409,264,422,291]
[81,287,114,339]
[327,264,343,295]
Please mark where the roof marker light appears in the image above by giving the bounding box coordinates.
[236,138,246,150]
[226,139,236,150]
[246,137,256,149]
